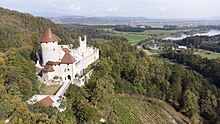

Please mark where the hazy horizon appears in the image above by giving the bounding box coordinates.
[0,0,220,19]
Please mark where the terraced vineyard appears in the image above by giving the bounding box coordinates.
[111,96,185,124]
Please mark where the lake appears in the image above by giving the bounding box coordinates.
[163,30,220,41]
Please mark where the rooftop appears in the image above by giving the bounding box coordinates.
[46,61,61,66]
[42,65,54,72]
[40,96,54,106]
[41,27,60,43]
[61,53,76,64]
[62,48,71,53]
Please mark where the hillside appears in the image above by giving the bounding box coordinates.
[111,95,189,124]
[0,7,83,52]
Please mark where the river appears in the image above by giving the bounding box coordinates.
[163,30,220,41]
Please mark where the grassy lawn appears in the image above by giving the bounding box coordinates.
[103,28,152,44]
[148,50,161,58]
[110,95,189,124]
[195,49,220,59]
[122,33,151,44]
[39,84,61,95]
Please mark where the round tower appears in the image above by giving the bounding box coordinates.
[40,27,60,65]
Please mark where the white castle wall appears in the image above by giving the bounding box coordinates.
[60,64,74,81]
[53,65,61,77]
[41,42,59,65]
[42,71,55,81]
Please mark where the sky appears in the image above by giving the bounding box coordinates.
[0,0,220,19]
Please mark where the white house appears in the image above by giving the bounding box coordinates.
[171,45,187,50]
[177,46,187,50]
[40,27,99,86]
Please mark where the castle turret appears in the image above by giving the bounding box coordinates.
[40,27,60,65]
[79,35,87,52]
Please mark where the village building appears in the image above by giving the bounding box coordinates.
[171,45,187,50]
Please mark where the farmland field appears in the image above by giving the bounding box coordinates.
[103,28,189,45]
[111,96,189,124]
[109,30,152,44]
[195,49,220,59]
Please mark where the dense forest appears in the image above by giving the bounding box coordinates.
[1,7,220,124]
[161,50,220,87]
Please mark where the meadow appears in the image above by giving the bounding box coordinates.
[103,28,188,45]
[195,49,220,59]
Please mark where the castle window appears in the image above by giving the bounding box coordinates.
[53,42,54,43]
[68,69,70,71]
[53,48,55,51]
[67,64,69,65]
[46,42,48,44]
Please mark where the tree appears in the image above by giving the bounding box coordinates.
[200,90,218,119]
[181,89,199,119]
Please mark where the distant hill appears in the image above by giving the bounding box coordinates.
[49,15,220,26]
[48,15,189,25]
[48,15,151,25]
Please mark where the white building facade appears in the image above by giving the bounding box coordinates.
[40,27,99,86]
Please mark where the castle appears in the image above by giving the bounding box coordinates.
[39,27,99,86]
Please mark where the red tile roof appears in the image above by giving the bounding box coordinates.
[46,61,61,65]
[41,27,60,43]
[61,53,76,64]
[40,96,54,106]
[62,48,71,53]
[42,65,54,72]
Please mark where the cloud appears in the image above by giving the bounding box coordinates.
[68,4,81,11]
[123,8,128,12]
[91,7,101,12]
[160,6,166,12]
[107,6,118,12]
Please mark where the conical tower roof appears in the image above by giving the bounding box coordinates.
[41,27,60,43]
